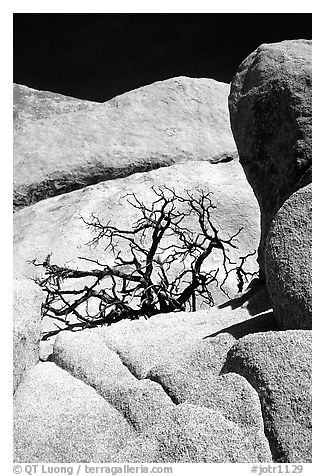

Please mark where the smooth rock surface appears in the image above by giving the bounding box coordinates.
[14,77,237,209]
[265,184,312,329]
[13,362,135,462]
[222,330,312,462]
[229,40,312,277]
[13,279,44,393]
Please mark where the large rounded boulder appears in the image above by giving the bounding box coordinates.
[14,77,237,210]
[228,40,312,279]
[265,184,311,329]
[222,330,312,462]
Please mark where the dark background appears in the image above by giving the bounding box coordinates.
[13,13,312,102]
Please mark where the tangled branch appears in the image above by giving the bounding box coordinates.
[31,186,257,340]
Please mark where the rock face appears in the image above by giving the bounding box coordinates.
[49,303,272,463]
[228,40,312,278]
[186,372,268,430]
[13,362,135,463]
[222,330,312,463]
[14,160,260,308]
[13,279,43,393]
[13,68,312,464]
[90,297,272,381]
[114,402,272,463]
[14,77,237,210]
[14,83,96,128]
[13,295,274,463]
[52,331,175,433]
[265,184,312,329]
[146,334,236,404]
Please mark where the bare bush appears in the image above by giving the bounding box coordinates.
[31,186,257,340]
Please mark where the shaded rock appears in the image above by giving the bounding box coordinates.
[114,403,272,463]
[221,330,312,462]
[265,184,311,329]
[206,310,278,340]
[14,77,237,209]
[13,362,135,462]
[53,331,174,432]
[217,279,272,315]
[14,160,260,310]
[13,279,43,393]
[229,40,312,278]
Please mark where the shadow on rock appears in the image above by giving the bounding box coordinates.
[204,281,278,340]
[204,310,278,341]
[217,280,271,314]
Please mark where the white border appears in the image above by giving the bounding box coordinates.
[3,3,322,474]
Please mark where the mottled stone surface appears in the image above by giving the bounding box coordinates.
[13,362,135,462]
[229,40,312,278]
[222,330,312,462]
[53,331,174,432]
[113,403,272,463]
[93,302,269,381]
[146,333,236,403]
[265,184,311,329]
[14,83,96,128]
[13,279,43,393]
